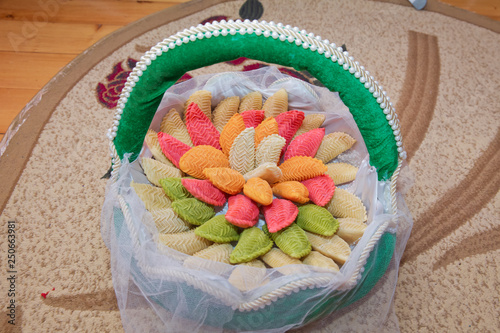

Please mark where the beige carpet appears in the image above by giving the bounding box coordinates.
[1,0,499,332]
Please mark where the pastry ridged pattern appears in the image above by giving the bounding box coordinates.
[296,204,339,236]
[194,215,240,243]
[159,178,193,201]
[278,156,327,182]
[254,117,279,147]
[301,174,336,206]
[171,198,215,225]
[241,109,265,128]
[151,208,190,233]
[315,132,356,163]
[238,91,262,113]
[272,181,310,204]
[157,132,191,168]
[263,88,288,118]
[191,243,233,263]
[185,90,212,120]
[183,243,234,276]
[228,259,268,291]
[179,145,229,179]
[160,108,194,147]
[325,162,358,185]
[220,113,246,156]
[204,167,246,195]
[141,157,182,186]
[261,248,306,276]
[131,181,173,210]
[225,194,260,228]
[255,134,286,166]
[213,96,240,132]
[275,110,305,153]
[145,129,175,167]
[158,230,212,255]
[230,227,273,264]
[302,251,339,271]
[181,178,227,206]
[243,177,273,206]
[326,188,367,221]
[284,127,325,160]
[229,127,255,174]
[185,102,221,149]
[305,232,351,265]
[263,198,299,233]
[293,114,326,139]
[336,218,367,244]
[263,223,311,259]
[243,161,282,183]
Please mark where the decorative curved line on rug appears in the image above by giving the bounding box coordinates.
[433,224,500,271]
[41,288,119,312]
[395,30,440,162]
[396,31,500,268]
[402,129,500,267]
[1,306,23,332]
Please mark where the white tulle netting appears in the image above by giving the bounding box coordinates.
[101,67,413,332]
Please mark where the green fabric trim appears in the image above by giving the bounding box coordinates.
[115,33,399,180]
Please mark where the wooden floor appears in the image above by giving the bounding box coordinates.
[0,0,499,143]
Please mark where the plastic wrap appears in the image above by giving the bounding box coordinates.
[101,67,413,332]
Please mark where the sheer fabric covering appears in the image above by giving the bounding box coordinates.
[101,67,412,332]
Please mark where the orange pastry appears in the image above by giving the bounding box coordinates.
[278,156,327,182]
[272,181,309,204]
[243,177,273,206]
[220,113,246,156]
[179,145,229,179]
[254,117,279,147]
[203,167,246,195]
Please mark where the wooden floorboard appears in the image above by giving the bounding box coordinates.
[0,0,498,139]
[0,52,77,90]
[439,0,500,21]
[0,21,121,53]
[0,0,183,26]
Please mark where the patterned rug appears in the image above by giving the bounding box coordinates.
[1,0,499,332]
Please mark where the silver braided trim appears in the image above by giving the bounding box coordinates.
[237,276,332,311]
[109,141,121,182]
[390,159,403,215]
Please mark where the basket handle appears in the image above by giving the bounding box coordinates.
[111,21,404,180]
